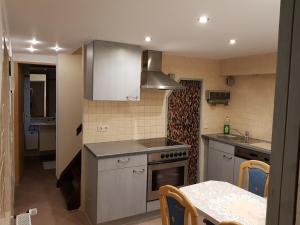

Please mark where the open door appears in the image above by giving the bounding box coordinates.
[266,0,300,224]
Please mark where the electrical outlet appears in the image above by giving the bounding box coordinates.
[97,125,109,132]
[96,126,103,132]
[103,125,108,132]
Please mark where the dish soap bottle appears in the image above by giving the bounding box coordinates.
[224,116,230,135]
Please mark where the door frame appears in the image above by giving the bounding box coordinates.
[13,62,24,185]
[266,0,300,224]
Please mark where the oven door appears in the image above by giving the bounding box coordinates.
[147,160,188,201]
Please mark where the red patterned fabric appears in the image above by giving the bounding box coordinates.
[167,80,201,184]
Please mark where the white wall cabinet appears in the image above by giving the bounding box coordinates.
[84,40,142,101]
[85,151,147,225]
[207,141,235,184]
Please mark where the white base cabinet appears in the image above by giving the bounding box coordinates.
[233,156,247,186]
[207,141,235,184]
[85,151,147,225]
[98,166,147,223]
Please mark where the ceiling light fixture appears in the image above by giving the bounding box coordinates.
[51,44,63,51]
[229,39,237,45]
[29,38,40,45]
[26,45,37,53]
[198,16,209,24]
[145,36,152,42]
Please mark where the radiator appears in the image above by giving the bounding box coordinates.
[15,208,37,225]
[16,213,31,225]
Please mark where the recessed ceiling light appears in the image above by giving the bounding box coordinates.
[198,16,209,24]
[26,45,38,53]
[51,44,63,51]
[229,39,237,45]
[29,38,40,45]
[145,36,152,42]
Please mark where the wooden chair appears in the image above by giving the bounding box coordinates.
[238,160,270,197]
[159,185,199,225]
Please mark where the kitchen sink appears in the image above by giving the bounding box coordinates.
[216,134,258,144]
[216,134,243,140]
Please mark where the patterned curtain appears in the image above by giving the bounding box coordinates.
[167,80,201,184]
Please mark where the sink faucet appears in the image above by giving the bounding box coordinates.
[244,131,250,143]
[231,128,250,143]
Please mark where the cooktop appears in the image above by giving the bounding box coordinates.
[137,137,183,148]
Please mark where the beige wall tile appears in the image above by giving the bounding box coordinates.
[227,74,276,141]
[83,89,167,143]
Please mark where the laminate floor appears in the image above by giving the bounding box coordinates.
[14,157,161,225]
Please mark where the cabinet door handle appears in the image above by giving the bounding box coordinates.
[133,169,145,174]
[117,158,130,163]
[126,96,138,101]
[223,155,233,160]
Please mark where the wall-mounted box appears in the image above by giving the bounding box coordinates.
[206,90,230,105]
[84,40,142,101]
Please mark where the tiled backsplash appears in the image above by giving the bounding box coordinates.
[83,89,167,143]
[228,74,276,142]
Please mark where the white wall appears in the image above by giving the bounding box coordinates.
[227,74,276,142]
[0,0,14,224]
[56,54,83,177]
[13,53,57,65]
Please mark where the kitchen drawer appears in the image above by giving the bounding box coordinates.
[209,140,235,155]
[98,154,147,171]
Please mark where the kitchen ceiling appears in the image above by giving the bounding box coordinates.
[5,0,280,59]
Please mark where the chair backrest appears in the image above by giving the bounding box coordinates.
[238,160,270,197]
[159,185,199,225]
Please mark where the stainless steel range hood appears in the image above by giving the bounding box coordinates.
[141,50,183,90]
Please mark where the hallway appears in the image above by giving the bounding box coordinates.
[14,157,162,225]
[14,158,90,225]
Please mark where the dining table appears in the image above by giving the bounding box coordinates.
[180,181,267,225]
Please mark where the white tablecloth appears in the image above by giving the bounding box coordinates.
[180,181,267,225]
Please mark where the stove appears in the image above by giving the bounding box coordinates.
[140,137,190,202]
[137,137,183,148]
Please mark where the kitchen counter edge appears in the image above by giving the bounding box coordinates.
[202,134,271,155]
[84,140,191,159]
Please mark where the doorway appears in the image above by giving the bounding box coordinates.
[15,63,57,183]
[167,80,202,184]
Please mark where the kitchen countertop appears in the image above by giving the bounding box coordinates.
[30,118,56,126]
[202,133,271,154]
[85,139,190,159]
[30,121,56,126]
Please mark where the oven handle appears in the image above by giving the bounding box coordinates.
[148,157,188,165]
